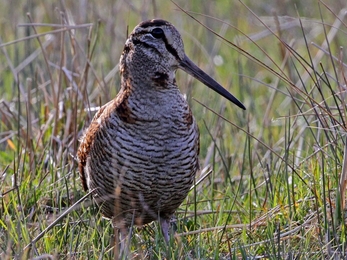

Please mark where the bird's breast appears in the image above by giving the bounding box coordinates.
[106,89,198,168]
[80,86,200,224]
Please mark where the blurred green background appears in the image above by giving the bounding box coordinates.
[1,0,347,259]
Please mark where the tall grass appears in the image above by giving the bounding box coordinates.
[1,0,347,259]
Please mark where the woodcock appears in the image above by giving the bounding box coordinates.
[77,19,245,242]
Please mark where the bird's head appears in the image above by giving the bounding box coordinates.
[119,19,245,110]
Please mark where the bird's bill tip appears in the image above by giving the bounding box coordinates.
[179,55,245,110]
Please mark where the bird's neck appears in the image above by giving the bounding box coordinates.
[116,73,187,124]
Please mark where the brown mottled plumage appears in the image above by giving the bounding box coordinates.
[77,19,245,243]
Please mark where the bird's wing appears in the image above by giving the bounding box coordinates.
[77,104,108,191]
[77,90,131,191]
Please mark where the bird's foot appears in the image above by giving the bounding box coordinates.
[160,217,171,243]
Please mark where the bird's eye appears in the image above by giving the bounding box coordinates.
[151,28,164,39]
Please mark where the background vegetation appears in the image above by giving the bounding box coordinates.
[1,0,347,259]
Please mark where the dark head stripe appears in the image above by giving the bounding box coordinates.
[134,19,181,61]
[139,19,170,28]
[161,36,180,61]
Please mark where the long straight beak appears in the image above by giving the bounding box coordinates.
[179,55,245,110]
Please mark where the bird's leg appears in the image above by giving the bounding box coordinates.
[113,225,130,258]
[120,228,129,256]
[160,217,170,243]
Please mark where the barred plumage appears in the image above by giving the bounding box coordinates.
[77,19,245,243]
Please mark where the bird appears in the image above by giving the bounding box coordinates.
[77,18,245,244]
